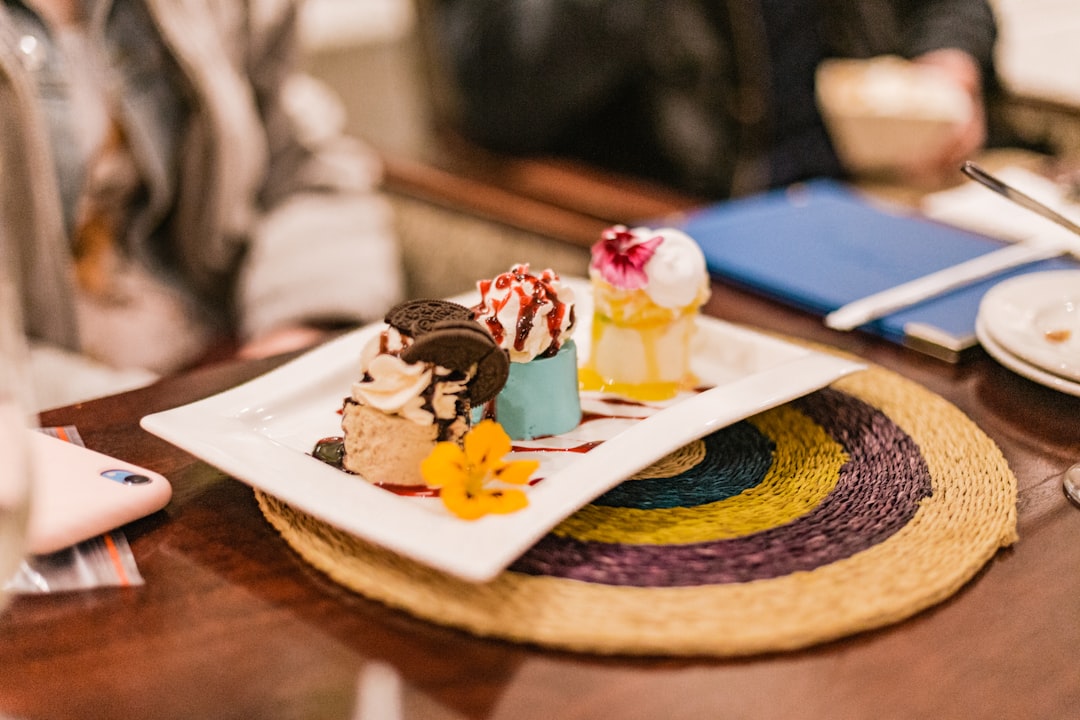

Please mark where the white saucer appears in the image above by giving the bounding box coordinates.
[975,313,1080,397]
[979,270,1080,382]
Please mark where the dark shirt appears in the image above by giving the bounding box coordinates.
[759,0,842,187]
[435,0,998,199]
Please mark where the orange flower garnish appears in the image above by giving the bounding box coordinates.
[421,420,539,520]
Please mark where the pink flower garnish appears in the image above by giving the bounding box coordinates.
[590,226,663,290]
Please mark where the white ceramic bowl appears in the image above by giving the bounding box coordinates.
[815,56,972,174]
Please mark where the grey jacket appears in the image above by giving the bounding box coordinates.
[0,0,402,355]
[431,0,999,197]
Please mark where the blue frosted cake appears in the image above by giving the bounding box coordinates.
[472,264,581,440]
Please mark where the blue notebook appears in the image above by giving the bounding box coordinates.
[674,179,1079,362]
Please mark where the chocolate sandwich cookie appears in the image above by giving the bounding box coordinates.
[400,319,510,405]
[384,299,474,338]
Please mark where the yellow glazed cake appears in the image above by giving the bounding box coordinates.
[579,225,710,401]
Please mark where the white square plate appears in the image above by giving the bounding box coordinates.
[141,279,864,582]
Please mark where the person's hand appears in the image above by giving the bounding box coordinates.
[901,49,987,187]
[236,324,331,360]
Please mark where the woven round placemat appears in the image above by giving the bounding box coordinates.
[256,360,1017,657]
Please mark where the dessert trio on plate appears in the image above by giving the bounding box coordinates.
[313,225,711,515]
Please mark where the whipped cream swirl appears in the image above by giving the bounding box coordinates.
[352,330,471,426]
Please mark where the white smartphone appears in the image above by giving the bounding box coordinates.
[26,431,173,555]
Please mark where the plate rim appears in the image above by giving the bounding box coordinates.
[975,312,1080,397]
[979,269,1080,381]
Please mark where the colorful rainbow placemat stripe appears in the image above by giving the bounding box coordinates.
[257,358,1017,656]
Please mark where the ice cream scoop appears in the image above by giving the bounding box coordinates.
[473,264,576,363]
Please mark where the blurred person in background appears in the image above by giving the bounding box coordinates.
[429,0,999,198]
[0,0,404,410]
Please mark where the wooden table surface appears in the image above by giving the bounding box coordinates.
[1,152,1078,720]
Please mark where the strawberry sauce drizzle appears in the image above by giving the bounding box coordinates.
[376,483,441,498]
[474,265,571,358]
